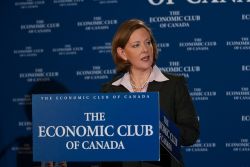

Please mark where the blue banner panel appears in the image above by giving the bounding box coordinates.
[32,92,160,162]
[160,112,181,163]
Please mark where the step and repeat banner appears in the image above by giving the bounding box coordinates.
[1,0,250,167]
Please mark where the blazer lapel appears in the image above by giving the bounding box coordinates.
[147,81,165,92]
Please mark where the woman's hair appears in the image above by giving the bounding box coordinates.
[112,19,158,73]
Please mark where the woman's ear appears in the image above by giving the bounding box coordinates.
[117,47,127,61]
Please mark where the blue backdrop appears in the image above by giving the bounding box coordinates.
[1,0,250,167]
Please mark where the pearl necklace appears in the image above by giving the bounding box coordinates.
[129,70,152,92]
[130,79,149,92]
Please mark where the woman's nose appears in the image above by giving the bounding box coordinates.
[141,43,149,52]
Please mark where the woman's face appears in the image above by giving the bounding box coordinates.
[120,28,154,72]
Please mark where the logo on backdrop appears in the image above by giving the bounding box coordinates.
[92,42,111,54]
[20,20,60,34]
[242,14,250,21]
[18,121,32,131]
[53,0,85,7]
[226,37,250,51]
[77,16,118,31]
[225,138,250,152]
[242,115,250,122]
[157,42,170,53]
[149,11,200,28]
[52,44,84,56]
[19,68,59,82]
[148,0,250,5]
[13,46,44,58]
[14,0,45,9]
[93,0,118,5]
[242,65,250,72]
[12,94,31,106]
[159,61,201,78]
[76,66,116,80]
[184,139,216,152]
[179,38,217,52]
[190,88,217,101]
[226,87,250,101]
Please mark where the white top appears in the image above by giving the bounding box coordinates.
[112,65,169,92]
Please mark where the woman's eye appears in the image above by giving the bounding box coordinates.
[132,43,140,48]
[146,41,152,45]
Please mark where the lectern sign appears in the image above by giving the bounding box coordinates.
[32,93,160,161]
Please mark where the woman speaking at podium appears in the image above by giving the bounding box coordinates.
[101,19,199,167]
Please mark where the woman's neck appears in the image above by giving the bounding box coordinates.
[129,67,152,91]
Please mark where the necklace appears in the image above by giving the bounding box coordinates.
[130,79,149,92]
[129,69,152,92]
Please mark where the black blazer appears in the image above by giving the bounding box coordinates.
[101,72,200,167]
